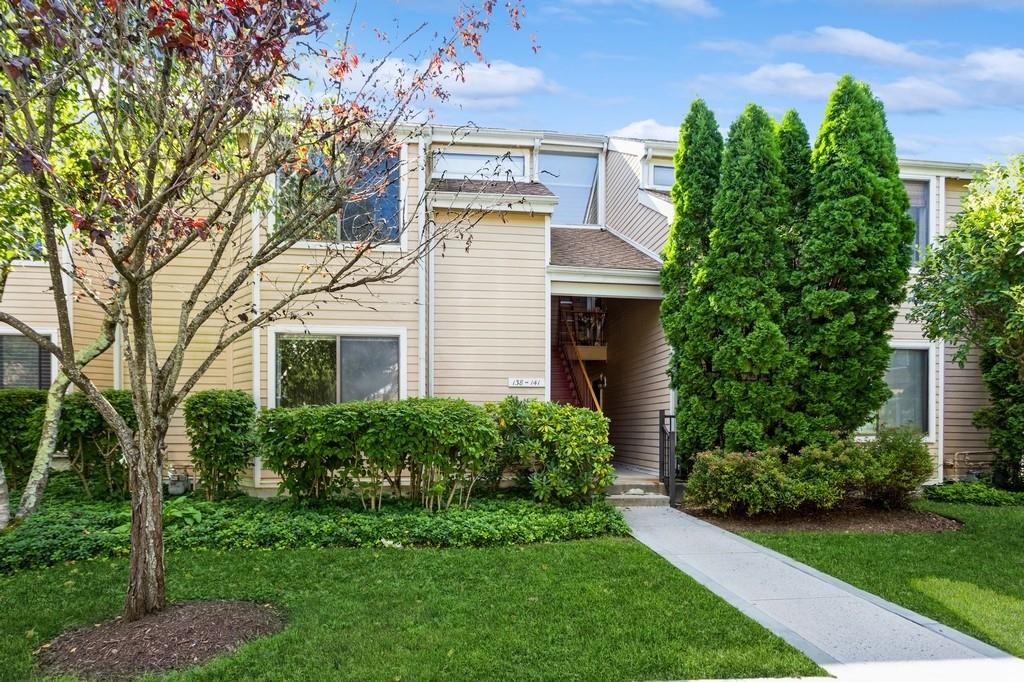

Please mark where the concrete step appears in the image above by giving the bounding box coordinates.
[607,481,665,496]
[608,492,671,508]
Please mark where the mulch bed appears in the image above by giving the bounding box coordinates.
[684,502,963,534]
[36,600,284,680]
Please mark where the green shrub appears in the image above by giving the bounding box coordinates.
[23,389,136,500]
[483,396,534,491]
[0,482,629,572]
[258,398,499,509]
[861,426,934,508]
[924,481,1024,506]
[784,440,863,511]
[685,449,795,515]
[183,389,256,500]
[0,388,47,491]
[521,400,615,504]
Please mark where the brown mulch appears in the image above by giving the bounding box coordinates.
[683,502,963,534]
[36,600,284,680]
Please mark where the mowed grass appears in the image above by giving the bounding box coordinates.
[0,538,822,681]
[745,502,1024,657]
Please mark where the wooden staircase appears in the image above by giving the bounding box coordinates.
[550,346,583,406]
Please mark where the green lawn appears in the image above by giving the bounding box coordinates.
[0,538,822,681]
[745,502,1024,658]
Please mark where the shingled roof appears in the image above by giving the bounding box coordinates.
[550,227,660,271]
[428,178,555,197]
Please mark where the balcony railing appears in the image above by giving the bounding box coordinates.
[558,310,606,347]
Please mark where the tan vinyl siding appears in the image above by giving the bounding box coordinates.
[2,263,58,334]
[432,210,547,403]
[71,268,115,389]
[603,298,671,471]
[605,150,669,256]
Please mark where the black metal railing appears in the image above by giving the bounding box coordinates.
[658,409,678,505]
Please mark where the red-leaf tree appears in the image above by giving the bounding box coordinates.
[0,0,527,619]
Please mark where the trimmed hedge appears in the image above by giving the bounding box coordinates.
[0,483,629,572]
[184,389,256,500]
[686,426,934,515]
[0,388,47,491]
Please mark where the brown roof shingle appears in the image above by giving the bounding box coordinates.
[428,178,555,197]
[550,228,660,271]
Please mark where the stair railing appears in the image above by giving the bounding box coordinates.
[561,318,602,412]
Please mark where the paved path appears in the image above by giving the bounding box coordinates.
[623,507,1024,681]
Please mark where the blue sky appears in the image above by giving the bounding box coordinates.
[326,0,1024,162]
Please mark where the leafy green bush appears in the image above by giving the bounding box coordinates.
[861,426,934,508]
[0,388,46,491]
[483,396,534,491]
[258,398,499,509]
[784,439,864,510]
[685,449,794,515]
[23,389,136,500]
[0,481,629,572]
[520,400,615,504]
[183,389,256,500]
[924,481,1024,506]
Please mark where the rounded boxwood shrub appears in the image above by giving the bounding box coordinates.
[183,389,256,500]
[861,426,934,508]
[0,388,47,491]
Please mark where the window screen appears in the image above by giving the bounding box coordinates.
[276,334,399,407]
[0,334,51,389]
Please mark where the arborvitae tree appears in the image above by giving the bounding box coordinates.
[693,103,795,451]
[776,109,812,223]
[659,99,723,458]
[794,76,916,444]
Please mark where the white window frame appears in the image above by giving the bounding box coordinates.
[430,150,529,183]
[857,339,937,443]
[900,173,934,270]
[539,145,605,229]
[265,324,408,409]
[274,144,408,253]
[645,160,674,191]
[0,327,59,387]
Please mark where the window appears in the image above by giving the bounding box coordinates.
[275,334,399,408]
[904,179,929,263]
[539,151,600,225]
[860,348,930,436]
[0,334,51,389]
[652,164,674,188]
[433,152,526,180]
[276,153,400,244]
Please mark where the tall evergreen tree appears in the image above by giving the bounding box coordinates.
[794,76,916,443]
[694,103,794,451]
[776,109,812,227]
[660,99,723,458]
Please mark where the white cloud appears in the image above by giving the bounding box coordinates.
[694,39,765,58]
[874,77,964,113]
[979,134,1024,156]
[731,63,839,99]
[567,0,719,17]
[961,48,1024,87]
[771,27,938,68]
[446,61,558,109]
[609,119,679,140]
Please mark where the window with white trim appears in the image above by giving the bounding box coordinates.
[276,152,400,244]
[904,179,929,263]
[651,163,674,189]
[275,334,400,407]
[539,151,600,225]
[432,151,526,180]
[859,348,930,436]
[0,333,51,389]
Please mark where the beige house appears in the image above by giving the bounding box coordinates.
[0,125,992,490]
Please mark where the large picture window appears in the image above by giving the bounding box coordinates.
[432,151,526,180]
[275,334,400,408]
[903,179,929,263]
[276,153,401,244]
[0,334,51,389]
[860,347,930,437]
[539,151,599,225]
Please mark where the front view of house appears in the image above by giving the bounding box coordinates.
[0,125,991,491]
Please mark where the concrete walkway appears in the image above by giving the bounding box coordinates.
[623,507,1024,682]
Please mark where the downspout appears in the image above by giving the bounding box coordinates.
[418,131,430,397]
[532,137,541,182]
[250,175,265,489]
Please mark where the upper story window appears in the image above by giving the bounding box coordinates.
[275,333,400,407]
[276,152,401,244]
[651,164,674,189]
[432,151,526,181]
[0,333,51,389]
[904,179,929,263]
[539,151,600,225]
[859,347,931,437]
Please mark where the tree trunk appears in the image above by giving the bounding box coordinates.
[124,445,166,621]
[0,458,10,530]
[15,373,71,519]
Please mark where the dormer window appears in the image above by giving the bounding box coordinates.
[432,151,526,181]
[651,164,674,189]
[903,179,930,263]
[540,151,600,225]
